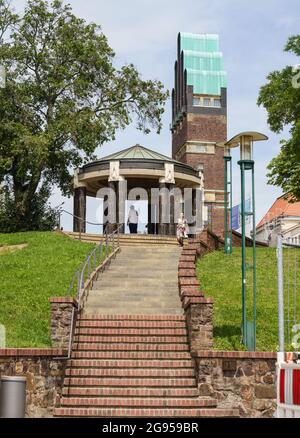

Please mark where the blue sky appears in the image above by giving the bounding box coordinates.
[12,0,300,230]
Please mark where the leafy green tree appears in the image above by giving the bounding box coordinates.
[0,0,168,231]
[258,35,300,199]
[0,184,58,232]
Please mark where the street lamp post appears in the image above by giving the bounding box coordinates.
[217,142,233,254]
[223,132,268,351]
[224,145,232,254]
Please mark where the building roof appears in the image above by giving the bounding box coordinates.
[97,144,182,164]
[257,194,300,228]
[179,32,227,95]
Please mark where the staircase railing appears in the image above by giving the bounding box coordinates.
[65,224,122,359]
[58,209,104,240]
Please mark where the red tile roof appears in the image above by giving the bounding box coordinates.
[257,194,300,228]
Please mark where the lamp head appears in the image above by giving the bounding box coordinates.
[223,131,268,161]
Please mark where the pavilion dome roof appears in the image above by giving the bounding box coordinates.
[80,144,200,181]
[98,144,182,164]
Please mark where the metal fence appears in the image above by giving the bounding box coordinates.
[277,235,300,352]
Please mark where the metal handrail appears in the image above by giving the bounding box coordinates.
[59,209,113,241]
[60,209,104,227]
[64,224,122,359]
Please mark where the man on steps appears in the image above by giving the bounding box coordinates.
[127,205,139,234]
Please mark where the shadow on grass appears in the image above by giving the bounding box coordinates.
[214,324,241,338]
[213,324,244,350]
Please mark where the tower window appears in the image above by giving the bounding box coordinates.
[192,95,222,108]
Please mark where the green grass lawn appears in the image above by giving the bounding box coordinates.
[0,232,95,347]
[196,247,300,352]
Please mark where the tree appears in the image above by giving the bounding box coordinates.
[0,184,58,232]
[258,35,300,199]
[0,0,168,231]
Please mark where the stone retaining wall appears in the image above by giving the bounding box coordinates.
[193,351,277,418]
[178,240,214,351]
[49,297,77,349]
[0,349,66,417]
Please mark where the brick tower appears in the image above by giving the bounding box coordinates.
[171,32,227,235]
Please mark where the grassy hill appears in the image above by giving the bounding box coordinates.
[0,232,94,347]
[196,247,300,351]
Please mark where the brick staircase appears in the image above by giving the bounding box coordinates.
[54,241,239,417]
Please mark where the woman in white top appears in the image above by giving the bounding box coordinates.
[176,212,188,246]
[127,205,138,234]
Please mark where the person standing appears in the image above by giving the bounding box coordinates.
[176,212,188,246]
[127,205,139,234]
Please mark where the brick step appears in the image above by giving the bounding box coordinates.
[95,277,178,283]
[54,407,238,417]
[67,232,178,240]
[78,314,185,321]
[65,368,195,378]
[76,320,186,329]
[178,269,196,277]
[67,234,179,244]
[187,244,200,250]
[80,242,180,247]
[107,268,177,273]
[74,328,187,336]
[110,263,178,268]
[73,335,188,344]
[87,290,179,296]
[179,255,195,260]
[111,252,180,257]
[67,359,194,369]
[85,296,180,304]
[59,397,216,408]
[111,260,179,264]
[117,243,180,247]
[99,273,177,279]
[116,254,179,259]
[93,281,179,287]
[62,387,199,397]
[63,377,197,388]
[71,351,192,360]
[74,343,190,352]
[178,262,195,269]
[105,265,178,269]
[91,284,179,290]
[82,308,183,316]
[120,245,181,248]
[118,247,180,252]
[179,278,199,286]
[89,292,180,298]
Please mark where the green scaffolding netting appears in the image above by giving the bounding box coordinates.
[180,32,227,95]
